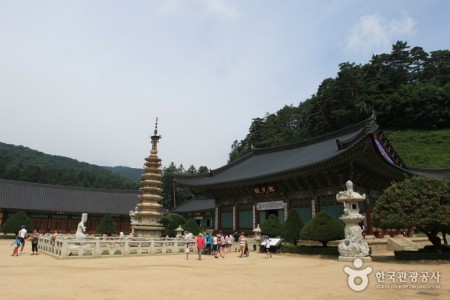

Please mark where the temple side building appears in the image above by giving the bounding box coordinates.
[171,197,215,230]
[0,179,138,234]
[175,116,450,235]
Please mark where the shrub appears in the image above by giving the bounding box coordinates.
[0,211,33,234]
[96,214,116,234]
[281,244,339,256]
[159,213,186,237]
[261,214,283,237]
[300,211,344,247]
[394,249,450,260]
[182,218,201,235]
[281,209,304,244]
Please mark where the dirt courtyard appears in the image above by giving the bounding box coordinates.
[1,239,448,300]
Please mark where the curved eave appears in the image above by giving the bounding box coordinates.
[176,118,382,189]
[176,133,375,189]
[404,167,450,179]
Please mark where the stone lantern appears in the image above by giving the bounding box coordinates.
[336,181,371,262]
[175,225,184,238]
[253,224,262,251]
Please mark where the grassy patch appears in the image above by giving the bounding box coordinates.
[385,129,450,168]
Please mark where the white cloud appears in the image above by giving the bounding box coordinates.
[156,0,242,20]
[345,13,415,55]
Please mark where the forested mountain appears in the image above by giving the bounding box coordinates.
[103,166,142,182]
[229,41,450,162]
[0,142,138,190]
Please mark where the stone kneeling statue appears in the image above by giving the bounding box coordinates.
[75,213,88,240]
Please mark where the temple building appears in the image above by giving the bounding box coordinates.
[0,179,138,234]
[171,197,215,230]
[174,116,450,235]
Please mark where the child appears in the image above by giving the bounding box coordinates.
[185,242,191,260]
[264,235,272,258]
[30,229,40,255]
[11,236,21,256]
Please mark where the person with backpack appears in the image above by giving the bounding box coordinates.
[204,232,212,255]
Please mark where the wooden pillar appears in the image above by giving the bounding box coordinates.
[215,207,220,231]
[47,214,51,232]
[233,204,237,232]
[365,196,373,235]
[67,216,72,234]
[119,217,124,234]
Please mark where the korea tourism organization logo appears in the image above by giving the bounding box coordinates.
[344,258,373,291]
[344,258,441,292]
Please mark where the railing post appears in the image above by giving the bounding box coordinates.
[60,239,68,257]
[95,239,100,256]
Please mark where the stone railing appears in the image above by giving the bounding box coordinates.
[38,235,191,259]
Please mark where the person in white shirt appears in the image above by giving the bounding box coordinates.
[212,235,218,257]
[18,225,28,253]
[264,235,272,258]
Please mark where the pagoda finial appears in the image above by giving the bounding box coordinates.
[154,117,158,135]
[151,117,161,141]
[150,117,161,154]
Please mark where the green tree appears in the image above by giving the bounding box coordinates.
[281,209,304,244]
[261,214,283,237]
[423,50,450,86]
[373,177,449,249]
[96,214,116,235]
[159,213,186,237]
[182,218,201,235]
[300,211,344,247]
[1,211,33,234]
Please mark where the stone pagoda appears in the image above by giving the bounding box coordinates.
[336,180,371,262]
[131,118,164,239]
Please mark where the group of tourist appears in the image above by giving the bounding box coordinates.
[185,231,253,260]
[10,225,40,256]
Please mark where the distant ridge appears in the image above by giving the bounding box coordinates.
[102,166,142,182]
[0,142,138,190]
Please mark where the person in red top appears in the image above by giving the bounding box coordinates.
[196,233,205,260]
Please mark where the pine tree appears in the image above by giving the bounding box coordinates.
[281,209,304,244]
[300,211,344,247]
[1,211,33,234]
[261,214,283,237]
[96,214,116,235]
[182,218,201,235]
[159,213,186,237]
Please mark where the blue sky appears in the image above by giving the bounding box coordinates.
[1,0,449,170]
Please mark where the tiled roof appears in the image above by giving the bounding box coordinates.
[171,198,215,213]
[175,117,450,188]
[0,179,139,215]
[175,118,374,187]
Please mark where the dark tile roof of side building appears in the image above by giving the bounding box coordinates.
[0,179,139,215]
[171,198,215,213]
